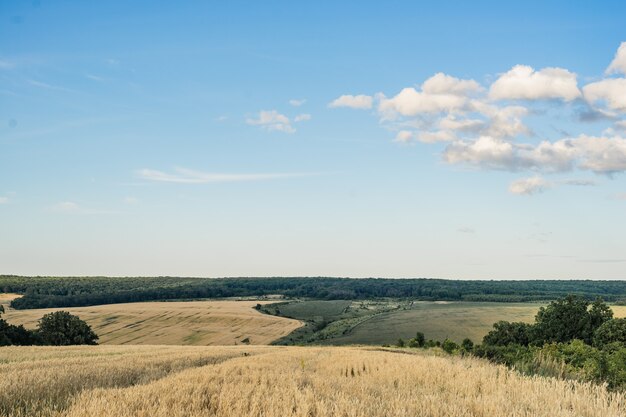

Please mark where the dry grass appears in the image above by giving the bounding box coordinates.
[0,293,20,306]
[3,300,302,345]
[1,345,624,417]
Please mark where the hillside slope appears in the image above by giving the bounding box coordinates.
[3,300,302,345]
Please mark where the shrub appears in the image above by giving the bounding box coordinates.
[442,338,459,354]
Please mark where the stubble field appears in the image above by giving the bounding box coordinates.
[1,344,624,417]
[2,300,302,346]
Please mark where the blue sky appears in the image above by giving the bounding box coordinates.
[1,1,625,279]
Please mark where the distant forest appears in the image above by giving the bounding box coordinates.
[2,276,625,310]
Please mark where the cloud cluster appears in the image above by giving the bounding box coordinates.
[443,135,626,174]
[329,42,626,195]
[246,109,311,134]
[246,110,295,133]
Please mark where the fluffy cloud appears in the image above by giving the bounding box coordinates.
[421,72,482,95]
[417,130,456,143]
[583,78,626,112]
[472,103,530,139]
[489,65,581,101]
[378,87,468,117]
[443,135,626,174]
[378,74,480,118]
[509,176,550,195]
[328,94,373,109]
[572,135,626,173]
[606,42,626,75]
[246,110,295,133]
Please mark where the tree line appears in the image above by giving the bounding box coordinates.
[2,275,625,309]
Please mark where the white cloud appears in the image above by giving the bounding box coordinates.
[489,65,581,101]
[289,99,306,107]
[606,42,626,75]
[509,176,550,195]
[444,136,518,170]
[246,110,295,133]
[328,94,373,109]
[137,167,317,184]
[0,196,8,204]
[294,113,311,122]
[417,130,456,143]
[471,102,530,139]
[438,115,484,133]
[394,130,414,143]
[583,78,626,112]
[378,87,468,117]
[421,73,482,95]
[572,135,626,174]
[443,134,626,174]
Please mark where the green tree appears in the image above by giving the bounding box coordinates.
[415,331,425,347]
[461,338,474,351]
[396,338,405,348]
[534,295,612,344]
[37,311,98,346]
[483,321,533,346]
[594,318,626,348]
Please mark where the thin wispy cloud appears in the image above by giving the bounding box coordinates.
[0,59,15,69]
[289,98,306,107]
[137,167,321,184]
[0,196,9,204]
[49,201,118,215]
[509,176,550,196]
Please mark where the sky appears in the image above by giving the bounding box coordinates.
[1,1,625,279]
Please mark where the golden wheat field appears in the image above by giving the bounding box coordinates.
[1,345,624,417]
[2,300,302,345]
